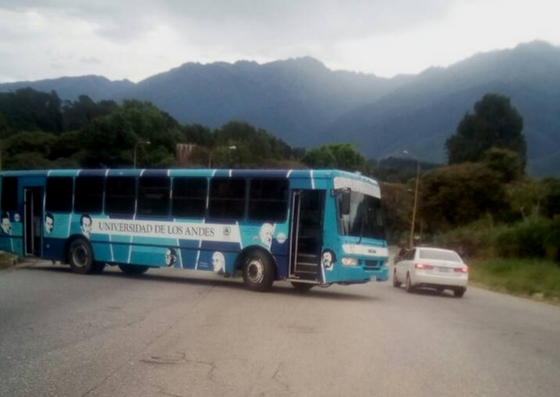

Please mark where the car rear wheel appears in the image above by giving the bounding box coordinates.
[405,273,414,293]
[392,269,401,288]
[454,287,466,298]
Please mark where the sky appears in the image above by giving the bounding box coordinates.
[0,0,559,83]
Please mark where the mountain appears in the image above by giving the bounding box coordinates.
[0,75,134,102]
[1,41,560,176]
[322,41,560,176]
[121,57,411,147]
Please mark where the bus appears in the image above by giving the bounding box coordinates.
[0,169,388,291]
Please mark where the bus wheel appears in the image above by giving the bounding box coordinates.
[290,282,314,292]
[68,238,102,274]
[242,251,275,292]
[118,264,149,276]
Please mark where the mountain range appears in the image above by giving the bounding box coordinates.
[2,40,560,176]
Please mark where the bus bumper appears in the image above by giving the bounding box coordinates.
[336,265,389,284]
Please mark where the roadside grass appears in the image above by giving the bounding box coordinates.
[469,258,560,302]
[0,252,17,270]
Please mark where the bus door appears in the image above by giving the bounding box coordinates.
[23,187,43,256]
[289,190,325,282]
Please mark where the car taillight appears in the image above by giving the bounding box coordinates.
[414,263,434,270]
[454,266,469,273]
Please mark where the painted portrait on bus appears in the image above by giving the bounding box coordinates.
[321,249,336,271]
[44,213,54,234]
[1,212,11,235]
[212,251,225,275]
[80,214,92,238]
[259,223,274,247]
[165,248,177,267]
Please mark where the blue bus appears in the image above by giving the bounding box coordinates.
[0,169,388,291]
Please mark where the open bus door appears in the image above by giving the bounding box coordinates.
[289,190,325,283]
[23,187,43,257]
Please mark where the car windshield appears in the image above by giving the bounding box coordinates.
[419,249,462,262]
[337,191,385,240]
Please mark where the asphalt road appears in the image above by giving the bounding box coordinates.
[1,260,560,397]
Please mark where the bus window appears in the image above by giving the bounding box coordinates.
[172,177,207,218]
[75,176,104,214]
[105,177,136,215]
[1,177,18,212]
[138,177,170,216]
[46,177,73,213]
[248,179,288,222]
[209,178,246,219]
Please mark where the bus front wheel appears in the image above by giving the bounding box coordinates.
[242,251,275,292]
[68,238,104,274]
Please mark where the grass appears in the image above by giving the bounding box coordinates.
[469,258,560,302]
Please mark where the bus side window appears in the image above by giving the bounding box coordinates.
[248,179,288,222]
[75,176,104,214]
[209,178,246,219]
[138,177,170,216]
[172,177,207,218]
[46,177,73,213]
[1,177,18,212]
[105,177,136,216]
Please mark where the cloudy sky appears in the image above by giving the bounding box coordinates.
[0,0,558,83]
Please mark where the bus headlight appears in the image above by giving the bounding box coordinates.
[341,257,358,266]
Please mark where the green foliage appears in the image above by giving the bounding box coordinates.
[210,121,297,168]
[4,131,57,159]
[470,258,560,300]
[494,218,560,261]
[506,179,546,220]
[0,88,63,134]
[371,156,442,183]
[420,162,507,232]
[435,216,506,258]
[482,147,524,183]
[446,94,527,167]
[542,178,560,218]
[80,100,181,168]
[62,95,118,131]
[302,143,368,172]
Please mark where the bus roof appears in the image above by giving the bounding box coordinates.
[0,168,379,185]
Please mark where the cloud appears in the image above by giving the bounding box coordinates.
[0,0,559,82]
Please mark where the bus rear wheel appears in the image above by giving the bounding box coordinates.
[68,238,104,274]
[242,251,275,292]
[118,264,149,276]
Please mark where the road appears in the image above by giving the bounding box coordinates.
[1,260,560,397]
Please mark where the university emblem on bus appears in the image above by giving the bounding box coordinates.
[223,226,231,238]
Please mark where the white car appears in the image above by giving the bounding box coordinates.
[393,247,468,297]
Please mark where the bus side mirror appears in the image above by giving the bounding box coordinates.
[341,190,351,215]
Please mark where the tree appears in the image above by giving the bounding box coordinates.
[420,163,507,231]
[301,143,368,172]
[446,94,526,167]
[482,147,524,183]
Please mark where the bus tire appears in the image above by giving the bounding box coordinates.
[290,282,314,292]
[242,251,275,292]
[118,264,149,276]
[68,238,101,275]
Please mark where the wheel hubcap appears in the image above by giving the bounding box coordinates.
[247,259,264,284]
[72,246,88,267]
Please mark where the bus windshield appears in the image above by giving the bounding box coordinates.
[338,191,385,240]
